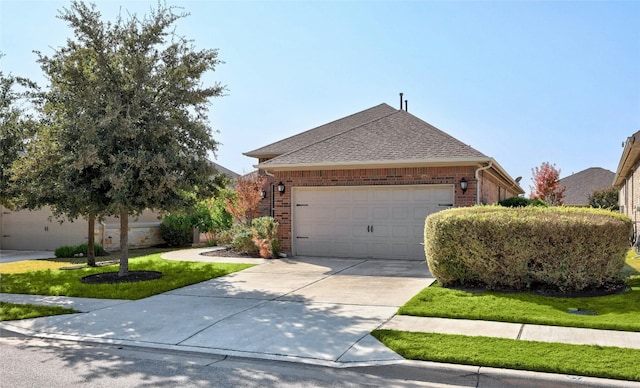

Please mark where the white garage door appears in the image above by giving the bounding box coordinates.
[0,206,87,250]
[292,185,454,260]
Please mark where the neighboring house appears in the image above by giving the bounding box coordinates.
[614,130,640,240]
[212,162,240,181]
[244,102,524,260]
[0,207,162,251]
[0,162,239,251]
[559,167,615,206]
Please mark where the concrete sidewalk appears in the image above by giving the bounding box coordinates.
[382,315,640,350]
[1,248,639,387]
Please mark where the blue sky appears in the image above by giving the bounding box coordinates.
[1,1,639,193]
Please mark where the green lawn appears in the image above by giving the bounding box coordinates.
[0,302,78,321]
[399,251,640,331]
[0,253,253,300]
[372,330,640,382]
[377,251,640,382]
[398,282,640,331]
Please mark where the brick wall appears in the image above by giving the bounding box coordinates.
[620,168,640,242]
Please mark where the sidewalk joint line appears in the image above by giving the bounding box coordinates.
[516,324,525,340]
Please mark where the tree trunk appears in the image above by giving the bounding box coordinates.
[87,214,96,267]
[118,209,129,277]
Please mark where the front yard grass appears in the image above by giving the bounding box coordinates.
[399,251,640,331]
[398,282,640,331]
[0,253,253,300]
[0,302,78,321]
[372,330,640,382]
[374,250,640,382]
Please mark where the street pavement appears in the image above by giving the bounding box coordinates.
[1,248,639,387]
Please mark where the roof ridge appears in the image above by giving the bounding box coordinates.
[266,106,401,161]
[244,103,396,156]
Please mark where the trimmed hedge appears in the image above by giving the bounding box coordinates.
[424,206,632,292]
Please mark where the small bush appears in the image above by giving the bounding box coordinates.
[231,224,259,255]
[55,243,105,258]
[77,242,105,257]
[55,245,77,258]
[160,213,193,247]
[251,217,279,259]
[498,196,548,207]
[424,206,632,292]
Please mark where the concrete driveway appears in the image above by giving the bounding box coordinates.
[0,250,55,263]
[2,252,435,366]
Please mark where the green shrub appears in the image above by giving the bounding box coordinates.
[498,196,548,207]
[55,243,105,258]
[54,245,77,258]
[231,223,259,255]
[160,213,193,247]
[424,206,632,292]
[206,195,234,233]
[77,242,105,256]
[251,216,279,258]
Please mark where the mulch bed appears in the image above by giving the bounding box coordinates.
[81,270,162,284]
[201,247,262,258]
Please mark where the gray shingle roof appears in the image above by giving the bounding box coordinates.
[251,104,488,168]
[244,103,398,158]
[559,167,615,206]
[212,162,240,179]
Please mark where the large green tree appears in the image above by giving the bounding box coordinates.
[0,60,37,207]
[17,1,224,275]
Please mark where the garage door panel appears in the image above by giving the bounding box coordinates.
[391,225,409,238]
[372,207,389,219]
[293,185,453,260]
[353,207,369,220]
[372,225,389,238]
[392,207,409,219]
[372,190,390,201]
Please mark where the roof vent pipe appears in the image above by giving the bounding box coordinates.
[399,93,403,110]
[404,100,408,112]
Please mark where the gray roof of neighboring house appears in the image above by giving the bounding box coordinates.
[248,103,488,168]
[212,162,240,180]
[559,167,615,206]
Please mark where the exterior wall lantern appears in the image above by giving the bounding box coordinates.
[459,177,468,194]
[277,181,285,195]
[260,189,267,199]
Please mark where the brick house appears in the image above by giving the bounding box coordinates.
[245,103,524,260]
[614,129,640,241]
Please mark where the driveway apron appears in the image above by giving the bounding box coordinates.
[3,256,435,365]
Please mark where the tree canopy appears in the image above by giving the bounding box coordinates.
[589,187,619,211]
[12,1,225,275]
[0,60,37,208]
